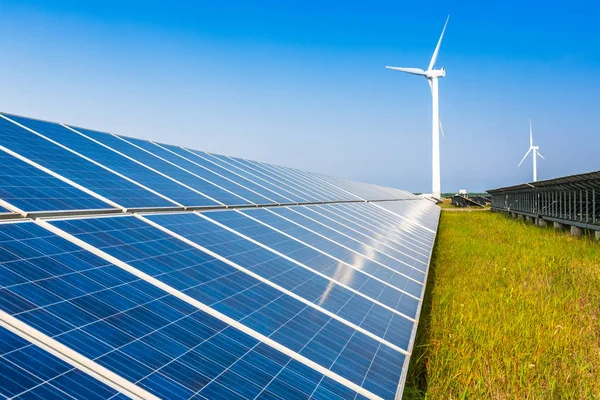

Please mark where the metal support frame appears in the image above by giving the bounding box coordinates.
[488,171,600,232]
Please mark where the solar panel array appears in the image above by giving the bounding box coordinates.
[0,112,440,400]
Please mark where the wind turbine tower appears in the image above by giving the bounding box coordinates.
[386,16,449,200]
[518,119,545,182]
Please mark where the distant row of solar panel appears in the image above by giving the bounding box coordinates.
[0,112,440,399]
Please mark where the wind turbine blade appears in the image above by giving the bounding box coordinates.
[439,120,445,139]
[537,151,545,160]
[428,15,450,71]
[385,66,427,76]
[529,119,533,147]
[518,148,532,167]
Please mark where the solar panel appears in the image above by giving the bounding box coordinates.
[315,175,411,201]
[199,152,315,203]
[16,118,217,208]
[371,200,442,232]
[184,150,307,204]
[70,127,259,206]
[0,325,122,399]
[0,148,111,213]
[237,208,423,298]
[267,207,427,283]
[329,203,436,246]
[0,220,366,399]
[46,214,406,399]
[148,211,420,320]
[125,140,291,205]
[288,205,429,270]
[311,205,432,263]
[252,163,360,202]
[0,114,173,209]
[0,111,440,399]
[225,157,329,202]
[254,161,361,203]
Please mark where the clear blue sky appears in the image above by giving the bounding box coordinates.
[0,1,598,193]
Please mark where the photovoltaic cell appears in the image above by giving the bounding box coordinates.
[35,122,217,207]
[317,175,397,201]
[372,200,442,232]
[314,204,432,258]
[169,147,299,204]
[145,212,418,332]
[0,221,363,399]
[137,141,292,205]
[329,203,436,250]
[359,203,438,236]
[69,128,254,206]
[198,152,313,203]
[0,325,120,399]
[206,209,420,318]
[0,149,112,212]
[51,215,408,398]
[0,115,173,209]
[243,160,332,202]
[226,157,325,202]
[265,165,360,202]
[239,208,423,298]
[296,205,430,268]
[268,207,427,283]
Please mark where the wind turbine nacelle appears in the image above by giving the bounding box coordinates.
[427,68,446,79]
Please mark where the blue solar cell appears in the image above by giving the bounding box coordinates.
[0,326,120,399]
[318,174,399,201]
[10,116,215,207]
[242,159,332,202]
[369,200,442,232]
[141,212,415,346]
[0,221,365,399]
[330,203,436,248]
[224,157,324,202]
[298,204,430,268]
[312,204,432,264]
[51,214,407,396]
[0,115,174,209]
[0,149,113,212]
[237,207,423,299]
[124,139,288,205]
[0,149,111,213]
[269,206,427,282]
[264,163,361,202]
[69,127,249,206]
[349,202,436,237]
[186,150,309,203]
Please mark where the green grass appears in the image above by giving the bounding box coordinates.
[404,210,600,399]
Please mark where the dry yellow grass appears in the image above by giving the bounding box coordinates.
[404,210,600,399]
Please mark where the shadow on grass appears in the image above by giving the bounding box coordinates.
[401,218,442,399]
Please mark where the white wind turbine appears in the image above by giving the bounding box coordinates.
[518,119,545,182]
[386,16,449,200]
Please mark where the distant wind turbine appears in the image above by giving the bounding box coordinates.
[518,119,545,182]
[386,16,449,200]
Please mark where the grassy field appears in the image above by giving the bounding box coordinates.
[404,209,600,399]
